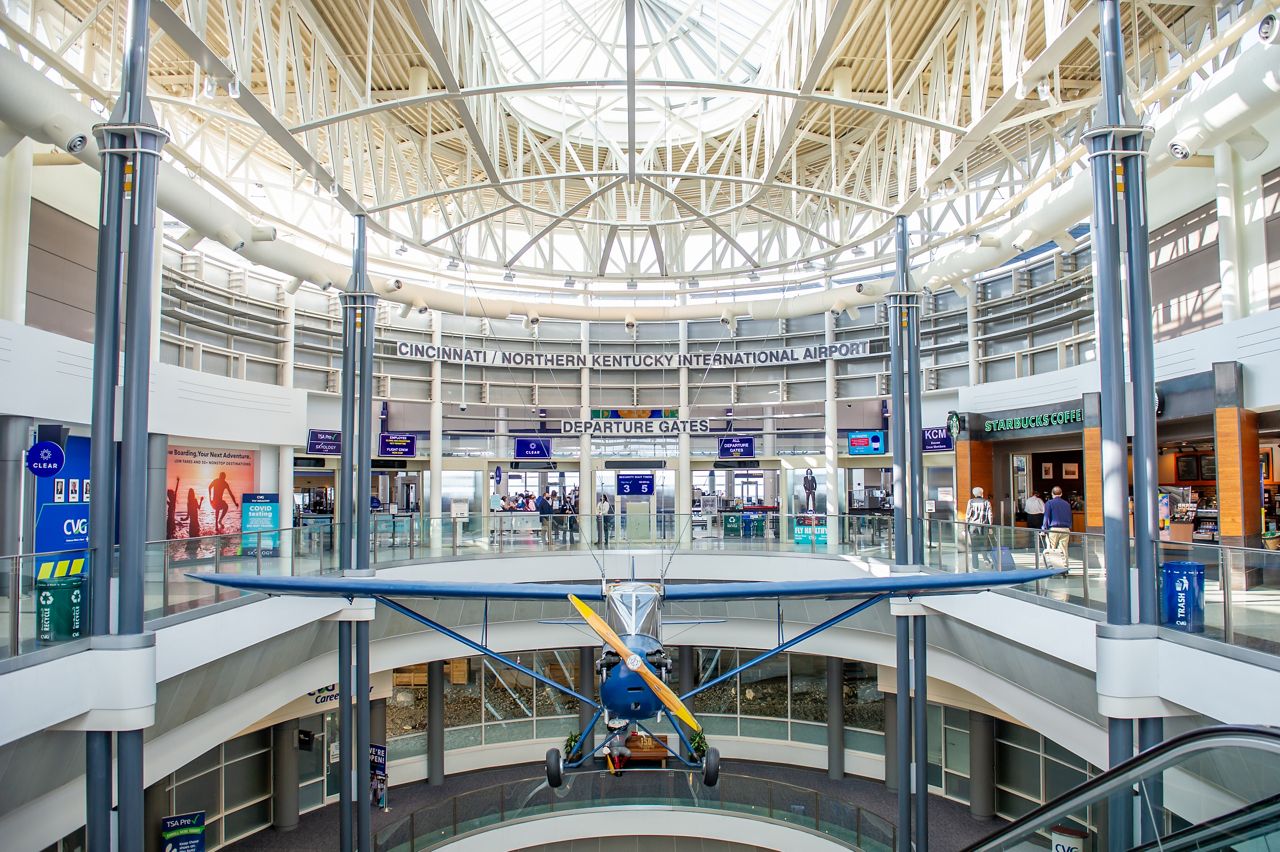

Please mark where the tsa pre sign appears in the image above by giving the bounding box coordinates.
[161,811,206,852]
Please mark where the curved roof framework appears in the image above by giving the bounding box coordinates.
[1,0,1260,299]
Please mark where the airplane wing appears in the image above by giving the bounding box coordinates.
[661,568,1062,601]
[185,573,605,601]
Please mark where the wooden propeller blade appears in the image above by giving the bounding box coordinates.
[568,594,702,733]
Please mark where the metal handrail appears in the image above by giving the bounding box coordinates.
[962,725,1280,852]
[374,769,894,852]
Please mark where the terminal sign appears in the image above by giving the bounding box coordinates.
[306,429,341,455]
[514,438,552,459]
[923,427,954,452]
[617,474,654,496]
[26,441,65,477]
[561,419,711,435]
[378,433,417,457]
[718,436,755,459]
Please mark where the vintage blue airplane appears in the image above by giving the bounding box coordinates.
[191,566,1061,788]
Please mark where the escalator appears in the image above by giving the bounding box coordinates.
[964,726,1280,852]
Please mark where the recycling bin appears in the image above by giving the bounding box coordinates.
[36,573,85,644]
[1160,561,1204,633]
[723,513,741,537]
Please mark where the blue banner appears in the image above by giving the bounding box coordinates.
[34,436,90,563]
[160,811,206,852]
[718,436,755,459]
[617,474,654,496]
[514,438,551,459]
[241,493,279,556]
[847,430,886,455]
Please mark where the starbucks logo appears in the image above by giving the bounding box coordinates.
[946,411,962,438]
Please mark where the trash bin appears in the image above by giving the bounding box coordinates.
[723,513,741,537]
[36,573,85,644]
[1160,561,1205,633]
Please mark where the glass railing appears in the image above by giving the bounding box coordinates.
[373,770,896,852]
[964,725,1280,852]
[7,513,1280,663]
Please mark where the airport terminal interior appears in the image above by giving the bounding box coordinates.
[3,0,1280,849]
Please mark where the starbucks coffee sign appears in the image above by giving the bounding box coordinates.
[561,419,712,435]
[396,341,868,370]
[984,408,1084,433]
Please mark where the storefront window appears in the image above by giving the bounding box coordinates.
[788,655,827,723]
[841,661,884,732]
[483,658,535,743]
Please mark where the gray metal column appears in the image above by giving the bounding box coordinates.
[895,617,911,852]
[110,0,169,844]
[968,711,995,821]
[827,657,844,780]
[678,646,695,760]
[338,620,353,852]
[86,71,126,852]
[338,294,357,573]
[356,621,371,851]
[884,692,899,791]
[143,777,168,852]
[272,718,300,832]
[1089,0,1136,845]
[898,218,925,565]
[352,214,375,852]
[578,646,597,755]
[428,659,445,785]
[912,615,928,852]
[888,290,908,566]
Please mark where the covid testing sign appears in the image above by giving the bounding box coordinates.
[241,493,280,557]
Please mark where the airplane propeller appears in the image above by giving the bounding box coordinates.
[567,593,701,733]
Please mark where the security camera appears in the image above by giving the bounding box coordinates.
[459,403,468,412]
[417,306,430,315]
[216,227,246,253]
[624,315,637,331]
[65,133,88,154]
[45,117,86,155]
[1260,13,1278,44]
[719,310,734,327]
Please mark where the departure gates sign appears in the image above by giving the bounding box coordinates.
[561,419,711,435]
[397,341,868,369]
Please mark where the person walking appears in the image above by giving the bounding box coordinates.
[1023,491,1045,532]
[1042,486,1074,563]
[964,486,993,569]
[596,493,613,548]
[536,490,554,544]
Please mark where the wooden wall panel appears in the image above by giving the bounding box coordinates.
[1216,407,1262,542]
[956,439,994,507]
[1083,426,1103,531]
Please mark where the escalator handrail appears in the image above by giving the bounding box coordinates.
[962,725,1280,851]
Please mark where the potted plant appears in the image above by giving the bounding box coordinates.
[1264,531,1279,552]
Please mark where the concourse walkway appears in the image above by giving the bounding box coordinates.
[225,761,997,852]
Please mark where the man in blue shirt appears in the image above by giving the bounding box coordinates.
[1042,486,1073,561]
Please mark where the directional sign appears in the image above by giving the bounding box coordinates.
[514,438,552,459]
[718,436,756,459]
[26,441,65,477]
[923,427,954,452]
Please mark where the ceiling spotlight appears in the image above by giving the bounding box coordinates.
[417,306,430,315]
[848,246,866,256]
[395,241,408,256]
[227,76,241,98]
[201,75,216,98]
[502,269,515,282]
[446,257,460,271]
[800,260,816,271]
[626,279,638,290]
[746,270,760,282]
[687,277,699,289]
[563,276,576,289]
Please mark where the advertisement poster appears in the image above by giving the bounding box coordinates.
[241,493,280,557]
[160,811,206,852]
[34,436,90,558]
[370,743,388,810]
[165,446,257,561]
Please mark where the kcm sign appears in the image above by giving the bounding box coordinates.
[396,341,868,370]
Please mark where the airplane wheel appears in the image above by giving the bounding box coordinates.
[702,747,720,787]
[546,748,563,788]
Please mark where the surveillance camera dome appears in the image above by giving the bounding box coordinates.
[459,403,468,412]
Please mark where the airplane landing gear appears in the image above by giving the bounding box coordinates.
[702,747,720,787]
[546,748,563,788]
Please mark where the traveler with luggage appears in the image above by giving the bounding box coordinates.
[1041,487,1073,567]
[964,486,995,570]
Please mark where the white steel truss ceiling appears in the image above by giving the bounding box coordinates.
[0,0,1265,296]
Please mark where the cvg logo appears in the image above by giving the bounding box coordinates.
[1055,844,1082,852]
[65,518,88,535]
